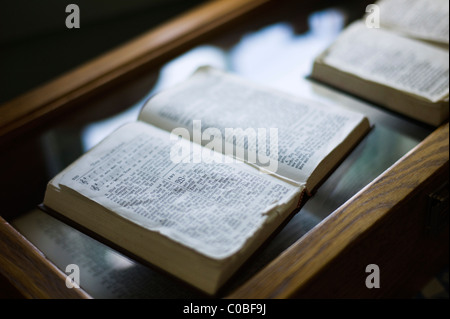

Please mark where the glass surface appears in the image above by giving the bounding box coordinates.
[9,2,434,298]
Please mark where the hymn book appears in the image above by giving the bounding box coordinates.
[312,0,449,127]
[43,67,370,294]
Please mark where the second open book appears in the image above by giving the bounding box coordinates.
[312,0,449,126]
[43,67,370,294]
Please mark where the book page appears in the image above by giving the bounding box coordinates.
[319,21,449,103]
[138,67,367,185]
[55,122,300,260]
[375,0,449,45]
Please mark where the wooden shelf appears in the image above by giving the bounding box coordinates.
[0,0,448,299]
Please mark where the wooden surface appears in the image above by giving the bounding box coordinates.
[0,0,270,143]
[0,216,91,299]
[229,122,449,299]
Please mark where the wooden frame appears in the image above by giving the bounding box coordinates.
[230,123,449,298]
[0,0,270,144]
[0,0,448,299]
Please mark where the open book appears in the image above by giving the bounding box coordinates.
[311,0,449,127]
[43,67,370,295]
[375,0,449,48]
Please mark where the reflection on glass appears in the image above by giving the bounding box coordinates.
[230,9,345,86]
[13,209,205,298]
[82,46,228,151]
[81,8,346,151]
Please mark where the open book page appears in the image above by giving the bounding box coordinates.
[375,0,449,45]
[53,122,300,260]
[318,21,449,103]
[138,67,368,186]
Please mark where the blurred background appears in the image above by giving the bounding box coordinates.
[0,0,208,104]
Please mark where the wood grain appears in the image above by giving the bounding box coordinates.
[0,216,91,299]
[0,0,270,142]
[229,122,449,299]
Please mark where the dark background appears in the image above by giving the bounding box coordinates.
[0,0,208,104]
